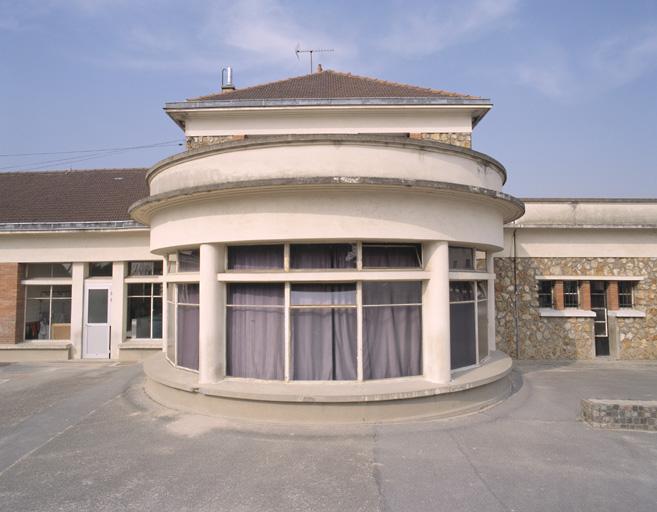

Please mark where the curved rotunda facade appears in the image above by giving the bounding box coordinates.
[129,70,524,417]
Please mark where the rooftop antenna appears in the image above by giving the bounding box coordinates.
[295,44,334,73]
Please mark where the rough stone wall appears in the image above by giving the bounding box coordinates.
[186,135,246,150]
[0,263,24,344]
[581,399,657,431]
[494,257,657,360]
[409,132,472,148]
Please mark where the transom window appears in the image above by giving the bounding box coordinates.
[25,263,72,279]
[168,249,200,273]
[89,262,112,277]
[128,261,163,276]
[449,247,474,270]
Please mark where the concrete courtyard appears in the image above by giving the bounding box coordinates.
[0,359,656,512]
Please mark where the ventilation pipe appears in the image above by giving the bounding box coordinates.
[221,67,235,91]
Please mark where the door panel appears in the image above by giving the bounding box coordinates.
[83,285,111,359]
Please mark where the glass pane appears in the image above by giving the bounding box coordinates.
[227,283,284,306]
[449,247,474,270]
[227,307,284,379]
[128,261,163,276]
[127,296,151,338]
[153,283,163,296]
[178,249,200,272]
[177,283,199,305]
[227,245,284,270]
[152,297,163,338]
[450,302,477,369]
[89,262,112,277]
[52,263,72,277]
[291,283,356,306]
[594,322,607,336]
[128,283,151,296]
[51,299,71,340]
[363,281,422,305]
[477,300,488,360]
[26,285,51,299]
[475,251,487,271]
[25,299,50,339]
[291,308,356,380]
[449,282,474,302]
[87,289,108,323]
[52,285,71,298]
[290,244,356,269]
[177,304,199,370]
[362,244,422,268]
[477,281,487,301]
[26,263,53,278]
[363,305,421,379]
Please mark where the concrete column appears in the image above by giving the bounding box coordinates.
[199,243,225,384]
[487,253,496,353]
[70,262,86,359]
[422,241,451,384]
[110,261,126,360]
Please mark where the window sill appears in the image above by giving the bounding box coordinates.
[1,341,71,349]
[539,308,596,318]
[608,309,646,318]
[120,340,163,349]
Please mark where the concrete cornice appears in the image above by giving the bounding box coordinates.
[129,176,525,226]
[145,133,508,185]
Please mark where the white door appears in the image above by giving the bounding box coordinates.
[83,283,111,359]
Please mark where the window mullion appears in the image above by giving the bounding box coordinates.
[284,282,291,381]
[356,281,363,381]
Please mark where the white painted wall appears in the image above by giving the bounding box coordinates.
[149,142,505,196]
[148,188,507,254]
[0,230,154,263]
[179,106,476,137]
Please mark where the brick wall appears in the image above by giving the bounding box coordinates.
[0,263,24,344]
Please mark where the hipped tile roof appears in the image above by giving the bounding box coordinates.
[193,69,479,101]
[0,168,148,224]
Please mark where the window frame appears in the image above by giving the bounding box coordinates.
[23,284,72,341]
[448,280,489,371]
[618,281,634,309]
[537,280,554,308]
[126,282,163,340]
[563,280,580,309]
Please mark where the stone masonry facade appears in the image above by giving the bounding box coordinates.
[187,132,472,151]
[581,399,657,431]
[0,263,24,344]
[495,257,657,360]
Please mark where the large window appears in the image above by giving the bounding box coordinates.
[222,243,425,381]
[126,283,163,339]
[363,281,422,379]
[226,284,284,379]
[291,283,357,380]
[449,281,488,370]
[166,283,199,371]
[24,285,72,340]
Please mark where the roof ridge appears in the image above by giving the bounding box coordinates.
[190,69,479,101]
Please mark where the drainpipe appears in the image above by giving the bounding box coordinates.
[512,228,520,359]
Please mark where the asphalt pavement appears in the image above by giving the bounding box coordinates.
[0,359,656,512]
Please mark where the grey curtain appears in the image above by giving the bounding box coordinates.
[292,308,357,380]
[362,244,421,268]
[227,245,284,270]
[226,284,284,379]
[290,244,356,269]
[363,306,421,379]
[177,304,199,370]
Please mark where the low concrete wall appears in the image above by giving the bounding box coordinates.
[118,342,162,362]
[581,398,657,431]
[0,342,71,362]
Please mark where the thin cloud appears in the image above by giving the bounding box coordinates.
[379,0,519,58]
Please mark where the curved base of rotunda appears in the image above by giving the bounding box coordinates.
[143,351,514,424]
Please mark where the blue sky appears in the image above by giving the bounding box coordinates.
[1,0,657,197]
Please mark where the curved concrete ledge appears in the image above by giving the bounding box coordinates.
[143,351,514,423]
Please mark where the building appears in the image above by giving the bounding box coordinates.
[1,69,655,421]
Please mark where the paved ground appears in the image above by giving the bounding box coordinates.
[0,360,656,511]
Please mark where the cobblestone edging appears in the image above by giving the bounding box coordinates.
[581,399,657,431]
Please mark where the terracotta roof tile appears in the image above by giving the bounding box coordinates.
[192,69,479,101]
[0,168,148,224]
